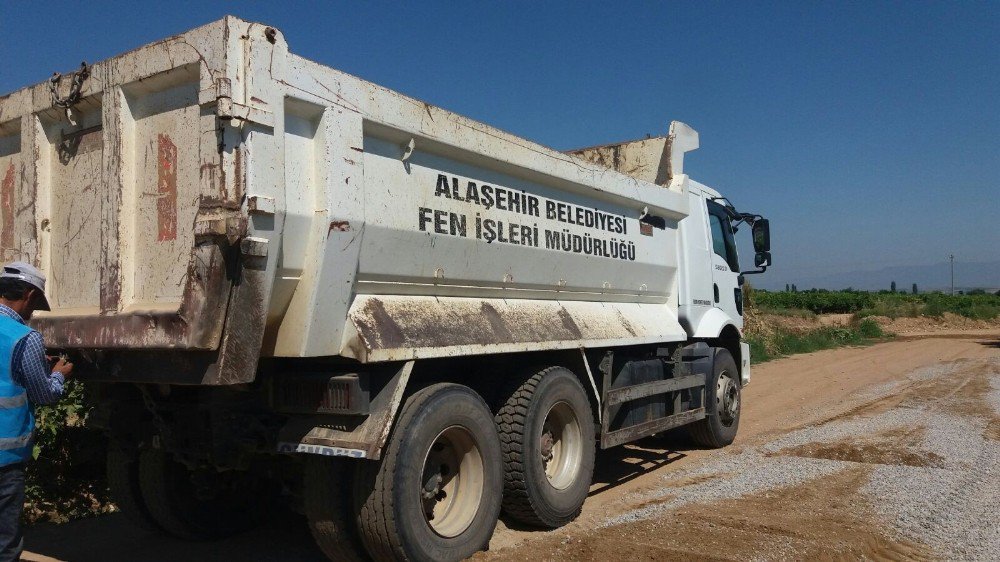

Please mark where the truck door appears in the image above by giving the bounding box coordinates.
[706,200,743,324]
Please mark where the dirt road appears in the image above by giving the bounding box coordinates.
[22,335,1000,562]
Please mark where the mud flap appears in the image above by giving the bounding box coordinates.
[202,237,270,385]
[739,342,751,386]
[277,361,413,460]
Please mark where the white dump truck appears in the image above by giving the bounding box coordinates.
[0,17,771,561]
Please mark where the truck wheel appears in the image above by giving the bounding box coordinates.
[304,457,367,561]
[138,448,270,539]
[495,366,596,528]
[354,383,503,562]
[688,348,741,448]
[106,447,160,532]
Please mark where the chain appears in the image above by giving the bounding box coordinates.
[48,61,90,109]
[138,385,172,448]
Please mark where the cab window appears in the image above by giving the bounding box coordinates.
[707,201,740,272]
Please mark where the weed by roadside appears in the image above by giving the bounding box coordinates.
[746,320,888,364]
[855,299,923,319]
[26,381,111,524]
[758,307,817,319]
[745,285,890,363]
[856,317,885,338]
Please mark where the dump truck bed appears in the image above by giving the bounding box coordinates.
[0,17,690,378]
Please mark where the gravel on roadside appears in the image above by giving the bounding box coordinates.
[604,358,1000,560]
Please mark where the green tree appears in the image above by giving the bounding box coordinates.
[912,283,918,295]
[792,284,797,293]
[891,281,896,292]
[785,283,790,292]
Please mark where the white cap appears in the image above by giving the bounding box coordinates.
[1,261,51,311]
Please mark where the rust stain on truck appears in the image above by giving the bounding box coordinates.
[33,243,231,350]
[328,220,350,234]
[346,295,667,362]
[0,163,13,248]
[156,134,178,241]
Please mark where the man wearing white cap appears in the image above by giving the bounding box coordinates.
[0,262,72,561]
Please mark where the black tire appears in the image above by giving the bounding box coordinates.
[495,367,596,528]
[138,448,272,540]
[304,457,368,561]
[688,348,741,448]
[106,447,161,532]
[354,383,503,562]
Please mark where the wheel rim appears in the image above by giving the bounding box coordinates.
[716,371,740,427]
[420,425,484,538]
[539,401,583,490]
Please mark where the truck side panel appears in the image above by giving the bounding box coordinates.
[270,55,692,359]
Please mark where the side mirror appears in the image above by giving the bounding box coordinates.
[752,219,770,252]
[755,251,771,268]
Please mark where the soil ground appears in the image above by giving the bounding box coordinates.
[20,333,1000,562]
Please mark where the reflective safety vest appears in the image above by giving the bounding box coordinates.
[0,317,34,467]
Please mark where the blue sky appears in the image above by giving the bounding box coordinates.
[2,1,997,288]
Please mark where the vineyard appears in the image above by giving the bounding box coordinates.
[753,289,1000,319]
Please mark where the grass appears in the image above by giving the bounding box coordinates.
[854,299,924,320]
[746,316,888,364]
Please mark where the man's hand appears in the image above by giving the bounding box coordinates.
[49,356,73,379]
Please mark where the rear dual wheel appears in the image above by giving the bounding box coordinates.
[138,448,273,539]
[109,446,274,540]
[307,370,596,560]
[106,447,160,532]
[353,383,503,561]
[496,367,596,528]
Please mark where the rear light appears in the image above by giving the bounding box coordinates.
[274,373,370,415]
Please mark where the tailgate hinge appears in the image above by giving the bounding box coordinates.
[199,78,275,128]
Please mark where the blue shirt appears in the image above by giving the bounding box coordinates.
[0,304,64,406]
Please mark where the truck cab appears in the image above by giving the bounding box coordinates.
[679,181,745,337]
[571,122,772,388]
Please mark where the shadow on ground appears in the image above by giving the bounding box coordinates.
[588,434,690,497]
[25,435,697,561]
[24,509,327,562]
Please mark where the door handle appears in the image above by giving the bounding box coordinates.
[713,284,719,303]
